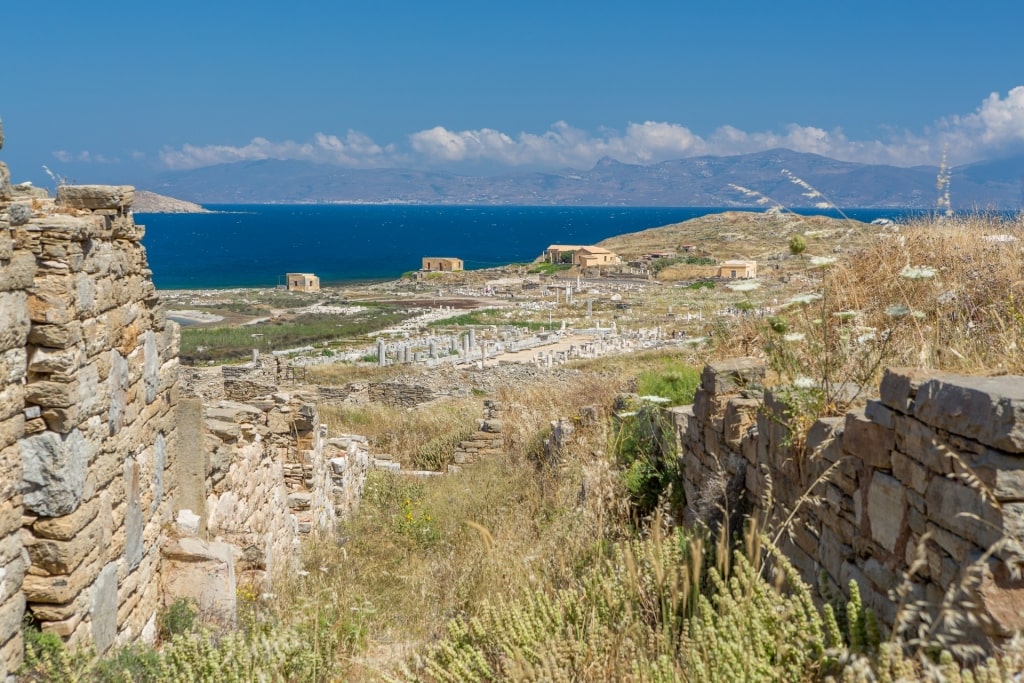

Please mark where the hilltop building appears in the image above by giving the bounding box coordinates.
[422,257,464,272]
[544,244,621,268]
[286,272,320,292]
[717,260,757,279]
[573,246,621,268]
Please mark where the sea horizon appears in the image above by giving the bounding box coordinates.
[138,204,918,290]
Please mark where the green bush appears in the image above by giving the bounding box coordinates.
[636,362,700,406]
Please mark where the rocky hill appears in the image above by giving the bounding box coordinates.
[133,190,210,213]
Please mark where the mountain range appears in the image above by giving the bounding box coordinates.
[144,148,1024,209]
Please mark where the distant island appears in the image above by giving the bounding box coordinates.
[133,190,211,213]
[141,148,1024,210]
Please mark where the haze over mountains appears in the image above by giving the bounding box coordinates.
[145,148,1024,209]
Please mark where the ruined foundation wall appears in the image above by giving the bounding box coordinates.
[674,358,1024,642]
[0,178,180,677]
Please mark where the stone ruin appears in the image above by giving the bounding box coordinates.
[0,122,371,678]
[675,358,1024,643]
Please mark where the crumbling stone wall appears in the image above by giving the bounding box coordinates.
[454,400,504,465]
[674,358,1024,643]
[0,173,180,677]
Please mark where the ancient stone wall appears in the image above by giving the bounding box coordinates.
[0,176,180,677]
[453,400,504,465]
[673,358,1024,642]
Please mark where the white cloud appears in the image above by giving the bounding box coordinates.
[52,150,118,164]
[940,86,1024,160]
[158,131,397,170]
[155,86,1024,172]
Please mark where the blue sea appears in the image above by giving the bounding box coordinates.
[138,205,906,290]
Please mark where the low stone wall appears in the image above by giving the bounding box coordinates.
[222,354,290,401]
[674,358,1024,642]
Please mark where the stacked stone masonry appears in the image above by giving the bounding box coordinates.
[454,400,504,465]
[0,176,180,677]
[0,164,370,676]
[673,358,1024,644]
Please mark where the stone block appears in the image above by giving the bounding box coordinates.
[21,429,92,516]
[27,321,82,349]
[24,512,103,575]
[867,471,906,553]
[896,416,953,475]
[842,409,895,469]
[56,185,134,211]
[914,373,1024,454]
[160,538,236,625]
[91,562,119,653]
[957,448,1024,502]
[0,290,30,351]
[979,558,1024,637]
[864,399,895,429]
[0,593,27,668]
[700,357,764,394]
[25,379,78,409]
[31,495,99,541]
[891,450,929,495]
[925,474,1000,549]
[722,398,759,449]
[0,252,35,292]
[879,367,930,413]
[22,547,100,603]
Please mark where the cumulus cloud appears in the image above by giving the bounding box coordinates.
[155,86,1024,172]
[940,85,1024,160]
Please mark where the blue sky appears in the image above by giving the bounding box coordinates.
[3,0,1023,186]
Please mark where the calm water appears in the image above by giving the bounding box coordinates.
[138,205,905,289]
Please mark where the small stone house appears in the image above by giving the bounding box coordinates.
[717,259,757,279]
[421,257,464,272]
[286,272,321,292]
[574,246,621,268]
[545,244,585,263]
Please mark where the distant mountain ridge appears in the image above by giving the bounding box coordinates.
[144,148,1024,209]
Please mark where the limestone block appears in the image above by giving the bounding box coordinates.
[700,357,765,394]
[125,458,143,570]
[32,495,98,541]
[0,593,27,669]
[25,379,78,409]
[24,512,103,575]
[0,229,11,261]
[28,346,82,375]
[0,252,35,292]
[90,561,119,653]
[0,631,25,680]
[28,321,82,349]
[842,409,895,469]
[21,429,92,516]
[0,290,30,351]
[161,537,236,625]
[0,161,9,200]
[56,185,134,211]
[21,547,100,603]
[913,373,1024,453]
